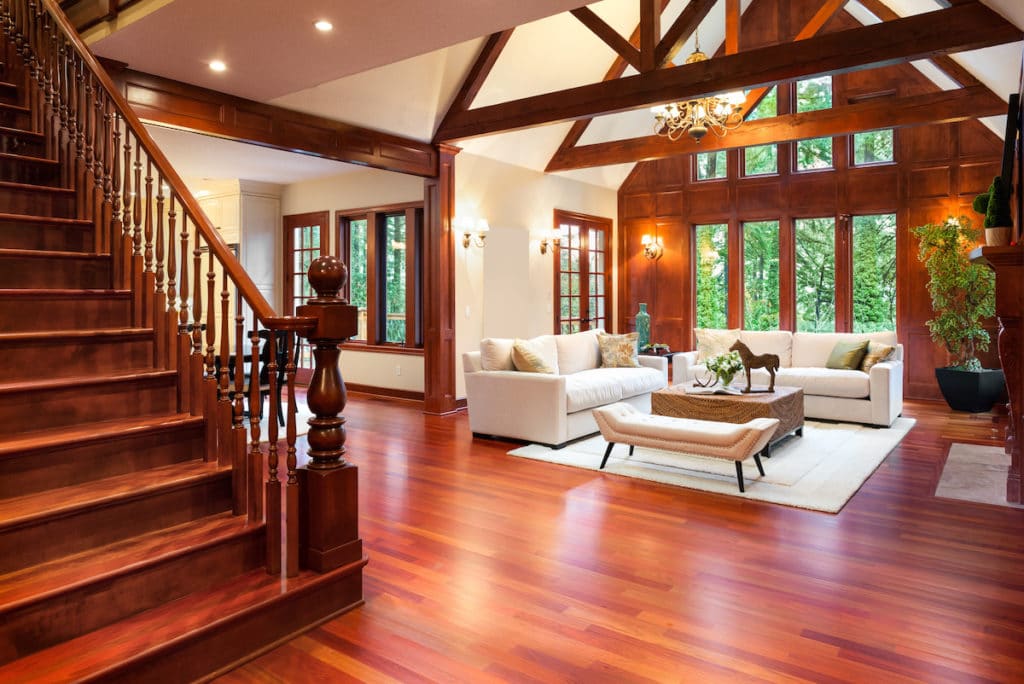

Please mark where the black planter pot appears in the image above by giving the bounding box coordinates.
[935,367,1006,412]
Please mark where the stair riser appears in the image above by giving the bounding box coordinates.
[0,221,93,251]
[0,294,131,331]
[0,109,31,130]
[0,471,233,574]
[0,528,263,664]
[0,254,111,288]
[0,186,75,217]
[0,422,204,499]
[0,333,154,383]
[0,132,43,156]
[0,157,59,184]
[0,375,178,434]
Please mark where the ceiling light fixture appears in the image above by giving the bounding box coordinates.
[314,19,333,32]
[651,31,745,143]
[209,60,227,72]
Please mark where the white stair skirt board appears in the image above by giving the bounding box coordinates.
[935,443,1024,509]
[509,418,916,513]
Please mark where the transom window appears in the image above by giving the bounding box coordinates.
[853,129,895,165]
[695,150,727,181]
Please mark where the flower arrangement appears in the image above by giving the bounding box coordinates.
[706,350,744,385]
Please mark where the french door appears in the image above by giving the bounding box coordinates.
[283,210,328,382]
[553,210,612,334]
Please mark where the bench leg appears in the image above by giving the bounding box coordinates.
[629,445,635,456]
[600,442,615,469]
[762,443,771,459]
[753,452,765,476]
[735,461,745,493]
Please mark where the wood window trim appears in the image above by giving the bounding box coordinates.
[849,128,898,168]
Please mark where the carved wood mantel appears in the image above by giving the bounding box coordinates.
[970,245,1024,503]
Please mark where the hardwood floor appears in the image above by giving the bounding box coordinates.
[217,397,1023,682]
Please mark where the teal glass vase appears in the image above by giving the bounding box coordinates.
[635,303,651,350]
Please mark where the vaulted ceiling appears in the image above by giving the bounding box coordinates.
[88,0,1024,190]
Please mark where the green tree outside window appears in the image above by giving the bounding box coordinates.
[795,218,836,332]
[696,150,727,180]
[384,214,407,343]
[853,214,897,332]
[695,224,728,329]
[796,76,832,112]
[854,129,894,165]
[743,221,780,330]
[347,219,368,341]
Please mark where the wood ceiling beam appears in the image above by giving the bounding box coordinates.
[571,7,642,72]
[436,3,1020,142]
[725,0,740,55]
[640,0,660,72]
[433,29,513,143]
[654,0,717,68]
[546,85,1003,171]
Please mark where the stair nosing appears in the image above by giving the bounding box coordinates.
[0,101,30,114]
[0,211,91,225]
[0,151,58,166]
[0,413,202,458]
[0,124,42,139]
[0,179,75,194]
[0,368,177,395]
[0,288,130,297]
[0,327,152,342]
[0,247,107,259]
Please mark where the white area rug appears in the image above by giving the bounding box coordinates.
[936,443,1024,509]
[258,401,314,440]
[509,418,916,513]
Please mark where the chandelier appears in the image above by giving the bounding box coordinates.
[651,38,746,143]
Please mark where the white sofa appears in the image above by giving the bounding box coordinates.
[675,330,903,427]
[462,329,668,447]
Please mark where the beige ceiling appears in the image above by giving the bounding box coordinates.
[90,0,1024,191]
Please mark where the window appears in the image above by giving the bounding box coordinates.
[853,129,894,165]
[795,76,832,113]
[743,86,777,176]
[284,211,328,375]
[695,224,728,329]
[695,150,727,180]
[795,136,833,171]
[795,218,836,332]
[852,214,897,332]
[554,210,611,334]
[743,221,780,330]
[746,86,777,120]
[338,203,423,349]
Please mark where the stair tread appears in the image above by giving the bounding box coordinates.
[0,247,106,259]
[0,412,201,457]
[0,565,339,683]
[0,123,41,139]
[0,179,74,194]
[0,511,258,612]
[0,211,91,225]
[0,326,151,341]
[0,151,57,165]
[0,101,29,114]
[0,368,176,394]
[0,287,129,297]
[0,459,230,531]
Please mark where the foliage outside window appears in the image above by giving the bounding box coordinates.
[743,220,780,330]
[347,219,368,341]
[796,137,833,171]
[852,214,897,332]
[555,212,610,334]
[744,145,778,176]
[384,214,407,344]
[853,129,894,165]
[795,218,836,332]
[796,76,832,113]
[745,86,777,120]
[696,151,727,180]
[695,224,728,329]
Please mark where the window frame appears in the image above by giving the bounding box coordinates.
[693,150,729,182]
[850,128,897,167]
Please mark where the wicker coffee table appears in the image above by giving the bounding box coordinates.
[651,385,804,455]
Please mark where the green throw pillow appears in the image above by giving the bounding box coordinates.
[826,339,870,370]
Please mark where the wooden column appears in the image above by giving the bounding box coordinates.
[970,245,1024,503]
[296,256,363,571]
[423,144,459,415]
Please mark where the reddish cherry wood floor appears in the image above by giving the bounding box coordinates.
[217,397,1023,682]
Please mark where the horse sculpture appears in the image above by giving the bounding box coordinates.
[729,340,780,393]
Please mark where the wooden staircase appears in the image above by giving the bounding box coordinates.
[0,7,363,682]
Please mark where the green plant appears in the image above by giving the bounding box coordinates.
[972,175,1013,228]
[912,216,995,371]
[706,350,744,384]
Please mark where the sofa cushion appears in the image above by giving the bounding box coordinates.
[860,341,896,372]
[695,328,741,362]
[598,332,641,368]
[777,367,870,398]
[480,338,515,371]
[555,329,602,375]
[739,330,793,367]
[564,370,624,412]
[511,336,558,374]
[825,339,870,370]
[602,366,666,398]
[792,331,897,368]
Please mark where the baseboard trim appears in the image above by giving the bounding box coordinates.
[345,383,424,403]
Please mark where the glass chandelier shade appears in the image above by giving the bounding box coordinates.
[651,48,746,142]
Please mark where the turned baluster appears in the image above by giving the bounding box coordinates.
[153,177,167,367]
[178,216,191,413]
[218,262,233,473]
[191,231,205,416]
[165,194,178,369]
[82,73,94,223]
[265,329,281,575]
[144,159,154,275]
[248,316,263,524]
[110,113,122,286]
[74,59,86,218]
[234,295,249,517]
[284,331,299,577]
[204,243,217,458]
[100,98,113,255]
[120,130,132,289]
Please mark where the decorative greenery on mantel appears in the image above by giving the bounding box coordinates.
[912,216,995,371]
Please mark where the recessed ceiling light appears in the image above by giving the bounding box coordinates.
[209,60,227,72]
[314,19,333,32]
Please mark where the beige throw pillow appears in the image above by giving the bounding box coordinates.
[511,338,556,374]
[825,339,870,370]
[598,332,640,368]
[695,328,741,362]
[860,341,896,372]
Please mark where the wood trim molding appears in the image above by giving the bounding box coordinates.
[106,68,438,178]
[435,3,1020,141]
[344,383,425,403]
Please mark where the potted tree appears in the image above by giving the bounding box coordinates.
[973,175,1013,246]
[913,216,1004,412]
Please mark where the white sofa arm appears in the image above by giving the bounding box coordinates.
[869,359,903,427]
[463,351,483,373]
[673,351,700,385]
[464,370,569,445]
[638,355,668,384]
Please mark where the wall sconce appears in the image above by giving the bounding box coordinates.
[457,217,489,249]
[641,234,664,260]
[539,227,560,255]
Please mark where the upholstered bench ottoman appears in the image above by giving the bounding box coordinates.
[592,402,779,492]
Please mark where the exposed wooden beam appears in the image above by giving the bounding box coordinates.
[654,0,717,67]
[546,86,1003,171]
[436,3,1020,142]
[433,29,513,143]
[640,0,660,72]
[571,7,642,71]
[725,0,740,55]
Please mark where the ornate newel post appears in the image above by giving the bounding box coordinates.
[296,256,363,571]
